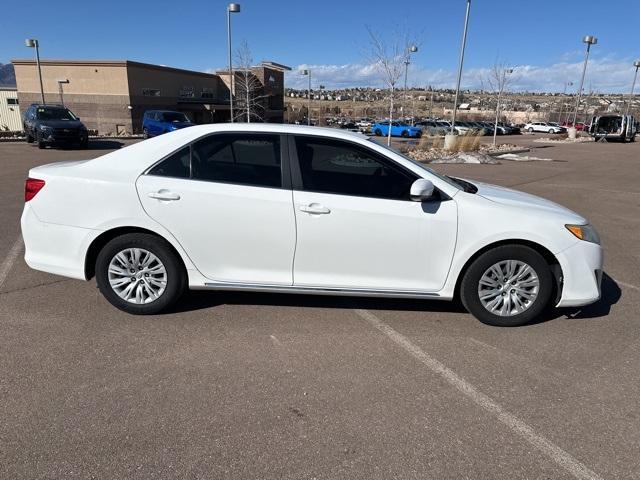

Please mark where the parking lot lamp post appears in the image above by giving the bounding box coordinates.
[450,0,471,137]
[402,45,418,124]
[624,60,640,116]
[571,35,597,126]
[301,69,311,125]
[25,39,45,104]
[227,3,241,123]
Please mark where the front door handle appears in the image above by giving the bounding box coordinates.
[299,203,330,214]
[148,190,180,201]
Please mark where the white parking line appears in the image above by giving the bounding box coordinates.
[355,308,604,480]
[614,279,640,292]
[0,235,23,290]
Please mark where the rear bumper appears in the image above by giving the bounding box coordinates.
[555,240,604,307]
[21,204,96,280]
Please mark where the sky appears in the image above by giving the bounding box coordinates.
[1,0,639,93]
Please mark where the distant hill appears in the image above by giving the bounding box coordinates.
[0,63,16,87]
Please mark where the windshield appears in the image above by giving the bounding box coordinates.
[369,139,462,191]
[36,107,77,121]
[161,112,189,123]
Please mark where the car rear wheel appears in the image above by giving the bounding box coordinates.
[401,130,409,138]
[374,129,382,136]
[528,127,534,133]
[95,233,186,315]
[460,245,553,327]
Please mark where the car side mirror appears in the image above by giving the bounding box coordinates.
[76,117,81,120]
[410,179,435,201]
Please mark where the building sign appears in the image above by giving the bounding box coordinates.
[179,86,195,98]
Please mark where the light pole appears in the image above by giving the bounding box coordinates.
[227,3,241,123]
[402,45,418,124]
[25,38,45,104]
[301,69,311,125]
[624,60,640,116]
[571,35,597,126]
[559,81,573,124]
[57,79,69,106]
[493,68,513,147]
[450,0,471,136]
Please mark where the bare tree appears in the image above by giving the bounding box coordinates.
[486,60,515,146]
[234,40,267,123]
[366,26,416,145]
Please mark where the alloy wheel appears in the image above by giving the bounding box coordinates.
[477,260,540,317]
[107,248,167,304]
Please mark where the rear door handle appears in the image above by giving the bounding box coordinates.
[148,190,180,201]
[299,203,330,214]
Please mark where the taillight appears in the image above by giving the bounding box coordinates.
[25,178,45,202]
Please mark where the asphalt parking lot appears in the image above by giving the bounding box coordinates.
[1,135,639,479]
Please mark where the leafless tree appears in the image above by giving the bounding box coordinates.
[365,26,417,145]
[234,40,267,123]
[486,60,516,146]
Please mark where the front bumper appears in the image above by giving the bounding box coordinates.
[40,129,87,144]
[555,240,604,307]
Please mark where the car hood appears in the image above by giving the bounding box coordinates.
[470,180,586,222]
[39,120,85,129]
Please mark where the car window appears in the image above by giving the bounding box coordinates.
[147,146,191,179]
[36,107,77,121]
[294,136,416,200]
[191,133,281,188]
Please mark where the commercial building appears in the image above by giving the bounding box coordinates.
[12,59,290,134]
[0,87,21,131]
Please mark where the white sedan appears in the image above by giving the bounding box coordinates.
[21,124,603,326]
[524,122,566,134]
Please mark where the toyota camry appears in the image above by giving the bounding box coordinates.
[21,124,603,326]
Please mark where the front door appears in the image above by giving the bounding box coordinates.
[290,135,457,292]
[136,132,296,285]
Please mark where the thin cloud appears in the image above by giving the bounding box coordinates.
[282,57,639,93]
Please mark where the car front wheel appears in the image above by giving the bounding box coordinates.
[95,233,186,315]
[460,245,553,327]
[528,127,534,133]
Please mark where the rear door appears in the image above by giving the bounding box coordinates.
[136,132,296,285]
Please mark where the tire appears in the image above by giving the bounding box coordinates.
[528,127,534,133]
[460,245,553,327]
[26,132,34,143]
[374,129,382,136]
[37,132,45,149]
[95,233,186,315]
[401,130,409,138]
[79,137,89,149]
[549,128,555,134]
[143,128,149,139]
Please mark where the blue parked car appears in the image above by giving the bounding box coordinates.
[371,121,422,138]
[142,110,195,138]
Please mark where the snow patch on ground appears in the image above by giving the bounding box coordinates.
[498,153,554,162]
[429,152,499,164]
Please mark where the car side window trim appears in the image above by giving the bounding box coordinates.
[143,132,292,190]
[287,133,419,201]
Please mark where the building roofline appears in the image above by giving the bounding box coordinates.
[11,59,220,79]
[0,86,18,91]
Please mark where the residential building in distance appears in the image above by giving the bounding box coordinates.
[12,59,290,134]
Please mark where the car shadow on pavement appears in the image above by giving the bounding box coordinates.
[87,140,125,150]
[557,272,621,320]
[169,290,468,315]
[169,272,621,324]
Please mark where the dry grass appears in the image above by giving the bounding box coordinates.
[417,131,481,153]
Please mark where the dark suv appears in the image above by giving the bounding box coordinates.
[23,104,89,149]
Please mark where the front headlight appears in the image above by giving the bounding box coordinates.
[40,125,53,132]
[565,224,600,244]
